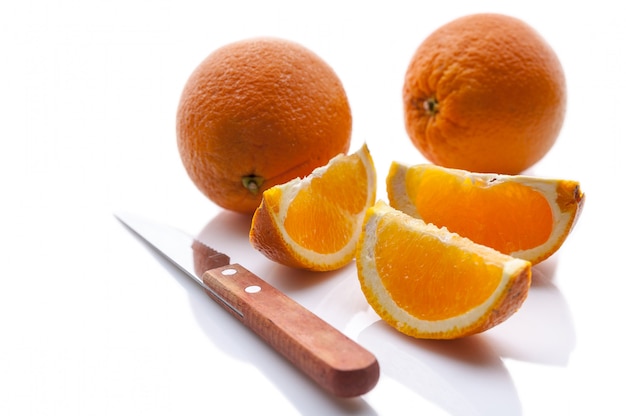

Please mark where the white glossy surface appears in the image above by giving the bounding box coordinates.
[1,1,623,414]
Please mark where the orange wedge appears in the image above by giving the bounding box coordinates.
[250,144,376,271]
[387,162,585,264]
[356,201,532,339]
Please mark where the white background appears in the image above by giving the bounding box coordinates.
[1,1,624,415]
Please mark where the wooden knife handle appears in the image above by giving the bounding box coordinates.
[202,264,379,397]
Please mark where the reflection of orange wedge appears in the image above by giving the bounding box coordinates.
[387,162,585,263]
[356,201,531,339]
[250,144,376,271]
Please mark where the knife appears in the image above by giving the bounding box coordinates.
[114,212,379,397]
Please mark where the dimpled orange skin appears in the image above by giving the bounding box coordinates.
[177,37,352,214]
[403,14,567,174]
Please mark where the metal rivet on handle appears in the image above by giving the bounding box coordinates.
[245,285,261,294]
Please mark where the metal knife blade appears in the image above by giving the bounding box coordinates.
[115,211,243,318]
[114,212,379,397]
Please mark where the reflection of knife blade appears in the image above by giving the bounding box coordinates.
[115,212,379,397]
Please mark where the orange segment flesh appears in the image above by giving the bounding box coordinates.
[250,144,376,271]
[387,162,585,264]
[357,201,532,339]
[378,220,502,320]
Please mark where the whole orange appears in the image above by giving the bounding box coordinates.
[403,13,566,174]
[176,37,352,214]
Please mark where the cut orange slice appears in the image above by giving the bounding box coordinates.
[387,162,585,264]
[250,144,376,271]
[356,201,532,339]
